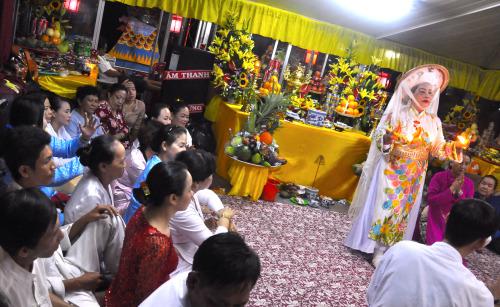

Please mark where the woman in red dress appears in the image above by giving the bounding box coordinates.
[105,161,193,306]
[96,83,130,148]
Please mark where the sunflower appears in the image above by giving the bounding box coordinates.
[463,111,472,119]
[239,73,249,88]
[49,0,62,11]
[457,122,465,130]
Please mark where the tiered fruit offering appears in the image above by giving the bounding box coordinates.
[258,75,281,96]
[225,131,285,167]
[335,94,362,117]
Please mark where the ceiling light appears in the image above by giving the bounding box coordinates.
[335,0,414,21]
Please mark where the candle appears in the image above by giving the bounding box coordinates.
[456,132,470,149]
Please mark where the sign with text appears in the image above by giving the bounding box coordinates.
[188,104,205,114]
[162,70,211,81]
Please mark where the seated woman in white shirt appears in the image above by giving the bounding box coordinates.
[64,135,126,224]
[46,95,72,140]
[170,149,235,276]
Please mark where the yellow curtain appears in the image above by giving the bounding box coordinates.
[110,0,499,101]
[478,70,500,101]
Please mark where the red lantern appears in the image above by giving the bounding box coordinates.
[170,15,183,34]
[305,50,318,65]
[64,0,80,12]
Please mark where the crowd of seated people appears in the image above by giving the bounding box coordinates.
[0,84,250,306]
[0,82,499,307]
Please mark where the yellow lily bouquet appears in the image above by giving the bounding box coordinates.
[328,52,385,117]
[208,13,258,103]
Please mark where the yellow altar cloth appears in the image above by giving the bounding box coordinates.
[211,98,371,200]
[37,64,98,99]
[473,156,500,191]
[227,158,270,201]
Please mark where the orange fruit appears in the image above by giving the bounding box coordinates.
[259,131,273,145]
[346,108,354,115]
[51,37,61,45]
[348,101,358,109]
[41,34,50,43]
[335,105,343,113]
[353,109,360,116]
[348,95,355,101]
[340,100,348,108]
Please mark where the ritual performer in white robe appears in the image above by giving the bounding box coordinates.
[344,64,463,266]
[170,150,236,276]
[64,135,126,224]
[367,199,499,307]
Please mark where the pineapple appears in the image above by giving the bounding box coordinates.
[245,93,289,134]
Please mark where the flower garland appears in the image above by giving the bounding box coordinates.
[209,13,258,102]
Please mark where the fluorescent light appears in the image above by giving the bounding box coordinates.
[385,50,400,59]
[335,0,414,21]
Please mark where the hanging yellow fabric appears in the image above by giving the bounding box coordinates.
[110,0,499,101]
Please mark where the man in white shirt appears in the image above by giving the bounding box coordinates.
[140,232,261,307]
[367,198,500,307]
[97,53,123,85]
[2,127,126,306]
[0,189,64,307]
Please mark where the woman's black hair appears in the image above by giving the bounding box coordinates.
[9,92,47,128]
[0,126,51,181]
[47,93,69,112]
[169,101,189,116]
[150,103,170,119]
[0,188,57,256]
[77,135,119,174]
[138,119,163,157]
[150,124,187,153]
[76,86,99,104]
[108,83,127,96]
[133,161,189,207]
[175,149,215,183]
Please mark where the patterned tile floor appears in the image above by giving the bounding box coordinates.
[220,196,500,307]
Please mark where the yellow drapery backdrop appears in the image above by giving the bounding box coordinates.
[110,0,499,101]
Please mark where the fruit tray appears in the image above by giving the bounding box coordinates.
[333,110,363,118]
[227,155,281,169]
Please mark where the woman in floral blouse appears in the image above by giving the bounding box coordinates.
[96,83,130,148]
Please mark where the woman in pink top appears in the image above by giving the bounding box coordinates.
[426,154,474,245]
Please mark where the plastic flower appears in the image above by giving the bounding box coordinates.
[220,50,230,62]
[242,58,255,71]
[218,29,230,38]
[212,64,225,86]
[211,35,223,48]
